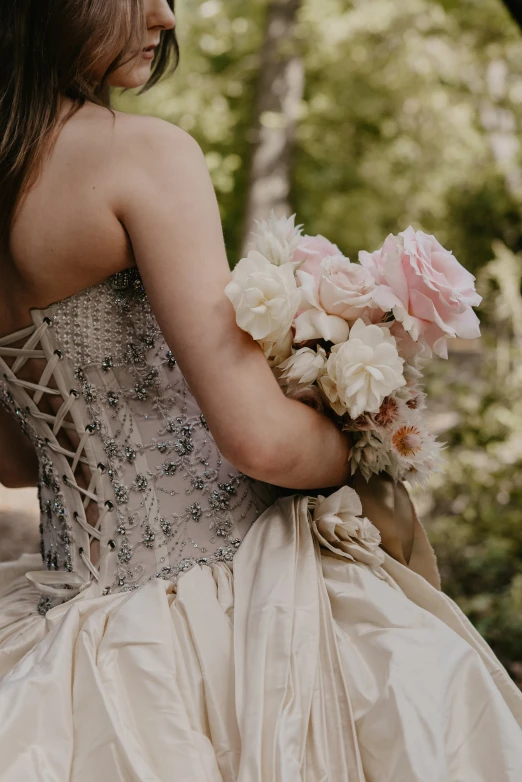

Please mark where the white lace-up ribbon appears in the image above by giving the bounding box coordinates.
[0,317,112,597]
[24,571,91,598]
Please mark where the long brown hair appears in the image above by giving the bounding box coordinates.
[0,0,179,246]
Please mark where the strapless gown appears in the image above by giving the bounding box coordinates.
[0,269,521,781]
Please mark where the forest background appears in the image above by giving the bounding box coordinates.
[1,0,522,683]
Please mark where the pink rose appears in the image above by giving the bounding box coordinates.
[293,234,343,279]
[318,256,376,321]
[359,227,481,358]
[294,256,377,341]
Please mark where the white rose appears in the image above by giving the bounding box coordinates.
[313,484,364,527]
[251,212,304,267]
[310,486,385,570]
[278,346,327,388]
[318,256,376,321]
[225,251,300,342]
[357,516,383,550]
[293,270,350,344]
[293,309,350,344]
[319,318,406,419]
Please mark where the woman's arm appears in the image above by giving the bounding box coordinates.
[0,403,39,488]
[113,117,351,490]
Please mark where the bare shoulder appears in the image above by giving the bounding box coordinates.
[51,104,203,183]
[109,112,215,226]
[111,111,205,174]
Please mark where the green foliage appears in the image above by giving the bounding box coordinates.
[116,0,522,269]
[421,247,522,679]
[115,0,522,267]
[114,0,522,676]
[295,0,522,267]
[116,0,266,262]
[425,358,522,677]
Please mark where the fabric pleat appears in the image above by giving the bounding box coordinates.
[0,497,521,781]
[233,496,365,781]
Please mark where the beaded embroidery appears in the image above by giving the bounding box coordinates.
[0,269,281,608]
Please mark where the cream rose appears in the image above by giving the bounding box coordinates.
[278,346,327,388]
[293,308,351,344]
[318,255,376,321]
[310,486,385,570]
[225,251,300,342]
[293,270,350,344]
[319,319,406,419]
[292,234,343,278]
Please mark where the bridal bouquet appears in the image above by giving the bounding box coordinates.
[225,214,482,484]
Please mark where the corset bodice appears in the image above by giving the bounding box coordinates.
[0,269,280,612]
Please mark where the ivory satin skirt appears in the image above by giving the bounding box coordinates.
[0,493,522,781]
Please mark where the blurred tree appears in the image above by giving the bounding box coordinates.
[241,0,304,254]
[500,0,522,31]
[0,1,518,675]
[115,0,522,270]
[422,245,522,682]
[111,0,522,678]
[295,0,522,271]
[115,0,267,263]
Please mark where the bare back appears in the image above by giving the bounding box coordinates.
[0,101,353,495]
[0,102,136,339]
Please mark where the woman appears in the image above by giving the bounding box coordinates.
[0,1,521,779]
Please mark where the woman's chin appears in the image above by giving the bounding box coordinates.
[108,62,153,90]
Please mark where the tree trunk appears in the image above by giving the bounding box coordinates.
[480,57,522,196]
[500,0,522,31]
[241,0,304,256]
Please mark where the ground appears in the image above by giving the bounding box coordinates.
[0,486,39,563]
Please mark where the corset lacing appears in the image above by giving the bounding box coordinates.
[0,270,282,613]
[0,317,102,598]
